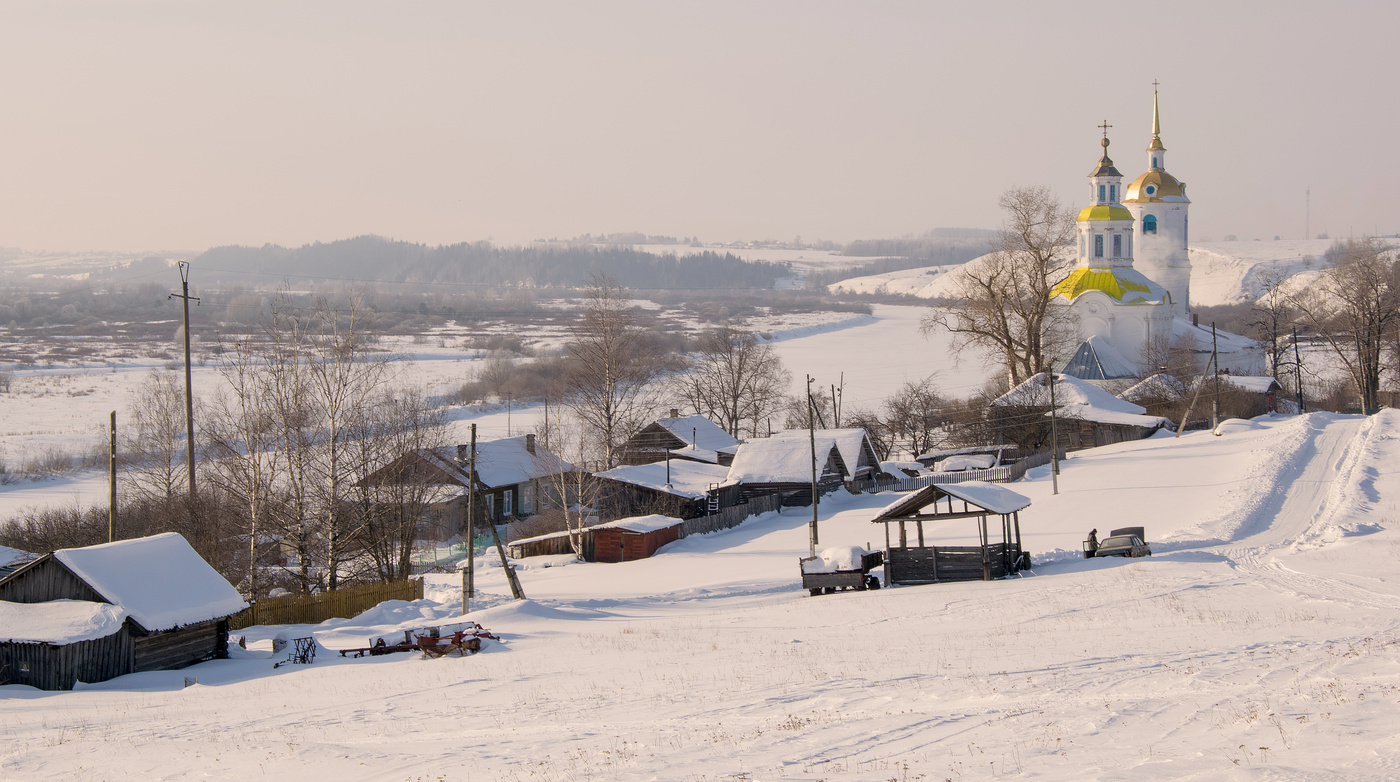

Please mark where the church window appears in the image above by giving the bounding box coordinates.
[1143,215,1157,234]
[1113,234,1122,258]
[1152,156,1158,168]
[1098,184,1105,203]
[1094,235,1103,258]
[1110,184,1117,202]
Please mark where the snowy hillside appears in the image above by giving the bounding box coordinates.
[4,410,1400,779]
[829,239,1359,307]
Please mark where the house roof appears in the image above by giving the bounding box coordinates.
[748,428,877,481]
[0,599,128,645]
[595,460,734,500]
[592,514,683,533]
[51,533,247,632]
[421,435,573,490]
[652,415,741,454]
[1052,404,1173,429]
[725,435,845,484]
[1121,373,1187,402]
[991,373,1146,415]
[873,481,1032,522]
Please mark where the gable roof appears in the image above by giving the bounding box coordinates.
[872,481,1032,522]
[1121,373,1187,402]
[417,436,573,490]
[725,435,846,484]
[991,373,1146,415]
[1061,336,1140,381]
[594,460,735,500]
[651,415,741,454]
[51,533,247,632]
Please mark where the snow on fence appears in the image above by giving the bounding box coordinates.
[846,449,1060,495]
[228,578,424,630]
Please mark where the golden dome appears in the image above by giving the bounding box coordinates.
[1051,267,1169,304]
[1076,204,1134,222]
[1123,170,1186,202]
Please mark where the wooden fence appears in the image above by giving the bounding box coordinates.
[229,578,424,630]
[845,449,1061,495]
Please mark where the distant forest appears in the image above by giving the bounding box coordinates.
[191,236,788,290]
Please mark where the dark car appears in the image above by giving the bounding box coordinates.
[1094,534,1152,558]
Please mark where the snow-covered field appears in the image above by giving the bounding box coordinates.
[828,238,1373,308]
[3,410,1398,780]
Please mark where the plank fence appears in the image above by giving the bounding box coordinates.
[229,578,424,630]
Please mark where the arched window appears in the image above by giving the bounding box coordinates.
[1143,215,1158,235]
[1152,156,1158,168]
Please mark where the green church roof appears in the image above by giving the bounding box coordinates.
[1076,205,1134,222]
[1051,267,1168,304]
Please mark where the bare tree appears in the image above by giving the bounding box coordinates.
[881,377,951,458]
[1250,270,1297,383]
[533,407,599,560]
[922,186,1077,384]
[562,277,665,468]
[677,326,791,438]
[123,370,192,503]
[1286,238,1400,413]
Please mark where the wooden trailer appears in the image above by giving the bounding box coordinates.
[871,482,1032,585]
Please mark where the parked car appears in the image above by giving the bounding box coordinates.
[1094,534,1152,558]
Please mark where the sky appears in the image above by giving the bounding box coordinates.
[0,1,1396,254]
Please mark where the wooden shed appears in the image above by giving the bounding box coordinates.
[593,459,740,521]
[871,482,1032,585]
[0,533,247,690]
[591,515,683,563]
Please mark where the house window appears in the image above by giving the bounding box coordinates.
[520,483,534,515]
[485,494,495,522]
[1113,234,1122,258]
[1143,214,1157,234]
[503,489,513,518]
[1094,235,1104,258]
[1098,184,1106,203]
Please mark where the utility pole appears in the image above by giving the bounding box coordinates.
[1212,322,1221,434]
[1305,186,1310,241]
[462,426,476,614]
[1293,327,1305,414]
[109,411,117,542]
[168,262,200,501]
[807,374,818,558]
[1047,373,1059,496]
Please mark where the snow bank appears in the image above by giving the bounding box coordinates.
[0,599,128,644]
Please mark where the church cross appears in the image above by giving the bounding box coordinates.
[1098,120,1112,139]
[1152,79,1160,92]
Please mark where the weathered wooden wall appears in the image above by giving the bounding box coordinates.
[887,544,1010,584]
[229,579,424,630]
[133,620,225,672]
[0,557,107,604]
[0,625,134,691]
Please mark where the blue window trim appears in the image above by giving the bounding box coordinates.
[1143,215,1158,235]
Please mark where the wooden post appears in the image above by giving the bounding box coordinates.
[168,261,200,501]
[108,411,117,542]
[1212,322,1221,434]
[980,514,990,581]
[898,520,907,547]
[883,521,891,587]
[916,520,924,547]
[807,374,818,557]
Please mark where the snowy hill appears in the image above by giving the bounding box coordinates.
[829,238,1362,307]
[5,410,1400,779]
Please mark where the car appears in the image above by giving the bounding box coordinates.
[1093,534,1152,558]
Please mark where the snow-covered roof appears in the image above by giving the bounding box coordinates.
[422,436,573,490]
[0,599,128,645]
[725,433,844,484]
[1121,373,1186,402]
[1052,404,1173,429]
[873,480,1031,522]
[991,373,1146,415]
[52,533,247,632]
[827,428,877,478]
[1061,336,1139,380]
[653,415,741,454]
[935,454,996,471]
[592,514,683,533]
[594,460,734,500]
[1171,316,1257,353]
[667,444,720,464]
[1,545,31,566]
[1220,375,1280,393]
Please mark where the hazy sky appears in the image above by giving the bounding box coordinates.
[1,1,1395,253]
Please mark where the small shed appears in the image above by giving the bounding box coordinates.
[871,482,1032,584]
[592,515,683,563]
[0,533,248,690]
[594,459,739,520]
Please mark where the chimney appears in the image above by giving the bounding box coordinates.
[456,444,467,463]
[525,433,536,454]
[669,408,679,418]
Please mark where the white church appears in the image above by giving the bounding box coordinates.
[1050,89,1198,380]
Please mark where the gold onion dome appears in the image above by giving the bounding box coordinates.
[1124,170,1186,202]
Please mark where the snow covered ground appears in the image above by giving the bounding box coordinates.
[4,409,1399,780]
[828,238,1380,308]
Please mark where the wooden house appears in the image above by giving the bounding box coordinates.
[991,373,1171,451]
[359,434,573,537]
[619,411,742,466]
[871,482,1032,584]
[593,459,740,521]
[725,433,849,506]
[591,515,683,563]
[0,533,248,690]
